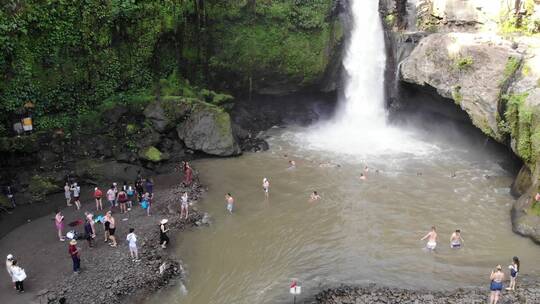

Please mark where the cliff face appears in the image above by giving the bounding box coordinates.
[0,1,345,205]
[0,0,344,138]
[387,0,540,243]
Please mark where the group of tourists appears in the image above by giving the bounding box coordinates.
[4,169,188,295]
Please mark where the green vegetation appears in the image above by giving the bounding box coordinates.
[0,0,339,140]
[28,175,58,202]
[499,0,540,36]
[451,86,463,104]
[384,13,396,27]
[499,57,521,87]
[454,56,474,71]
[502,92,538,164]
[141,146,163,162]
[531,201,540,216]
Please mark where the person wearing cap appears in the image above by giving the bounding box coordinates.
[159,219,169,249]
[94,187,103,211]
[6,254,15,288]
[489,265,505,304]
[68,239,81,273]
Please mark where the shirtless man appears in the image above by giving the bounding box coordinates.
[262,178,270,199]
[359,173,367,181]
[450,229,464,248]
[225,193,234,214]
[421,226,438,251]
[288,160,296,169]
[309,191,321,202]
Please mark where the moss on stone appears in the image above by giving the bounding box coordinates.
[140,146,162,162]
[452,86,463,104]
[454,56,474,71]
[500,57,521,87]
[28,175,58,202]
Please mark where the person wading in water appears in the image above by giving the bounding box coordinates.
[420,226,437,251]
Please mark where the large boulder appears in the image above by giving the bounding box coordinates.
[74,159,150,183]
[177,103,241,156]
[400,33,522,141]
[143,97,191,132]
[512,191,540,244]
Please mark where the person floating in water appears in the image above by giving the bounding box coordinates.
[359,173,367,181]
[309,191,321,202]
[225,193,234,214]
[489,265,504,304]
[420,226,437,251]
[262,178,270,199]
[506,256,520,291]
[450,229,464,248]
[288,160,296,169]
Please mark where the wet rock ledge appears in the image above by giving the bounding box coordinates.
[312,280,540,304]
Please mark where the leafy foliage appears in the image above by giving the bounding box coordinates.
[0,0,338,139]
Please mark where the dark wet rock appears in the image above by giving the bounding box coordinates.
[177,104,241,156]
[74,159,150,183]
[240,137,270,152]
[511,165,532,197]
[312,282,539,304]
[512,192,540,244]
[143,100,168,132]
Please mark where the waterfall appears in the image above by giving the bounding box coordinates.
[298,0,434,157]
[337,0,387,129]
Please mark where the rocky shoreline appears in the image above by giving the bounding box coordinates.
[312,278,540,304]
[29,178,207,304]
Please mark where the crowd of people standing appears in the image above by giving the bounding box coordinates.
[5,164,196,295]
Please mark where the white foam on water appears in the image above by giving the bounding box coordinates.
[293,0,437,158]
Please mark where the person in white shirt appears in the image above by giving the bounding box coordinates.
[10,260,26,293]
[126,228,139,261]
[70,183,81,210]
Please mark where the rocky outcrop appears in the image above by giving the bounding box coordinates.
[400,33,522,141]
[177,103,241,156]
[314,282,540,304]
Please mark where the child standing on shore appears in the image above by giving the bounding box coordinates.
[126,228,140,261]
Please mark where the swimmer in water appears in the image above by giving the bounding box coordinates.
[262,178,270,199]
[450,229,464,248]
[288,160,296,169]
[309,191,321,202]
[364,165,369,173]
[421,226,438,251]
[225,193,234,214]
[359,173,367,181]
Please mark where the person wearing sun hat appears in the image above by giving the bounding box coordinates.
[68,239,81,273]
[6,254,15,288]
[159,219,169,249]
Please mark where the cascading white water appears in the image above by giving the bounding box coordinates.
[296,0,434,157]
[338,0,387,128]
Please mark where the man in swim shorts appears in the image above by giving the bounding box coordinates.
[450,229,464,248]
[421,226,438,251]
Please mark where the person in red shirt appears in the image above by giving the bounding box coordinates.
[117,189,128,214]
[68,240,81,273]
[94,187,103,211]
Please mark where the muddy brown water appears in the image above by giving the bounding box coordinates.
[145,126,540,304]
